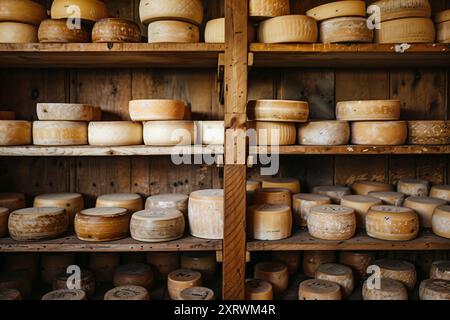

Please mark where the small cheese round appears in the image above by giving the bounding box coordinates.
[339,251,375,280]
[143,121,195,146]
[0,288,21,300]
[372,0,431,22]
[180,252,216,283]
[248,204,292,240]
[247,100,309,122]
[205,18,224,43]
[368,191,406,206]
[33,121,88,146]
[303,251,336,278]
[245,279,273,300]
[297,121,350,146]
[437,20,450,43]
[432,205,450,239]
[261,177,300,194]
[53,269,95,298]
[88,121,143,146]
[51,0,108,22]
[167,269,202,300]
[306,1,366,22]
[180,286,215,300]
[292,193,331,227]
[113,263,154,290]
[0,193,26,211]
[430,261,450,280]
[36,103,101,121]
[258,15,318,43]
[340,195,383,229]
[129,99,185,121]
[362,278,408,300]
[336,100,401,121]
[404,196,446,228]
[188,189,223,240]
[42,289,86,300]
[374,259,417,290]
[0,0,48,25]
[320,17,373,43]
[307,205,356,241]
[92,18,141,43]
[104,285,149,300]
[147,21,199,43]
[0,120,32,146]
[0,111,14,120]
[96,193,143,213]
[4,253,39,281]
[316,263,354,297]
[249,0,290,21]
[312,186,351,204]
[351,121,408,145]
[34,193,84,225]
[397,178,430,197]
[253,188,291,206]
[0,22,37,43]
[271,251,301,275]
[146,252,180,281]
[0,207,9,238]
[298,279,342,300]
[130,209,185,242]
[198,121,224,145]
[38,19,91,43]
[351,181,393,196]
[145,194,188,215]
[419,279,450,300]
[248,121,297,146]
[407,121,449,145]
[254,262,289,295]
[41,253,75,285]
[430,185,450,202]
[89,253,120,283]
[375,18,435,43]
[139,0,203,25]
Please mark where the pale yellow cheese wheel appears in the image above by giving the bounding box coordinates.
[92,18,141,43]
[368,191,406,206]
[128,100,185,121]
[306,1,366,22]
[245,279,273,300]
[41,253,75,285]
[113,263,154,290]
[253,188,291,206]
[248,121,297,146]
[292,193,331,227]
[143,121,195,146]
[403,196,446,228]
[419,279,450,300]
[198,121,224,145]
[180,286,215,300]
[96,193,143,213]
[430,261,450,281]
[261,177,300,194]
[0,207,9,238]
[0,0,48,25]
[247,100,309,122]
[258,15,318,44]
[374,259,417,290]
[89,253,120,283]
[139,0,203,25]
[147,21,199,43]
[146,252,180,281]
[0,120,32,146]
[312,186,351,204]
[249,0,290,21]
[145,194,188,215]
[431,205,450,239]
[297,121,350,146]
[316,263,354,297]
[247,204,292,240]
[436,20,450,43]
[254,262,289,295]
[188,189,223,240]
[271,251,301,275]
[372,0,431,22]
[375,17,435,43]
[430,185,450,202]
[336,100,401,121]
[88,121,143,146]
[0,22,37,43]
[320,17,373,43]
[0,288,21,300]
[247,180,261,192]
[340,195,383,229]
[180,252,217,283]
[130,209,185,242]
[205,18,224,43]
[407,121,449,145]
[303,251,336,278]
[351,121,407,145]
[51,0,108,22]
[0,111,14,120]
[339,251,375,280]
[362,278,408,300]
[104,285,149,300]
[167,269,202,300]
[34,193,84,225]
[33,121,88,146]
[351,181,393,196]
[298,279,342,300]
[37,103,101,121]
[42,289,86,300]
[38,19,91,43]
[307,205,356,241]
[397,178,430,197]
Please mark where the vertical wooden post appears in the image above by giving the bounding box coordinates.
[223,0,248,300]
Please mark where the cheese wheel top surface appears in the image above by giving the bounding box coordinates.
[132,208,183,221]
[11,207,65,217]
[34,193,82,201]
[97,193,141,204]
[317,263,353,276]
[300,279,341,294]
[405,196,446,206]
[306,1,366,21]
[168,269,202,282]
[80,207,128,217]
[42,289,86,300]
[367,277,406,292]
[255,261,287,274]
[341,195,383,204]
[251,203,291,213]
[369,205,414,214]
[189,189,223,200]
[431,261,450,279]
[375,259,415,272]
[311,204,354,216]
[104,285,149,300]
[293,193,331,202]
[146,194,188,203]
[368,191,405,198]
[245,279,273,293]
[180,286,214,300]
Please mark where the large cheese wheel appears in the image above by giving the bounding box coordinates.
[188,189,223,240]
[113,263,154,290]
[42,289,86,300]
[292,193,331,227]
[88,121,143,146]
[0,0,48,25]
[104,285,149,300]
[307,205,356,241]
[312,186,351,204]
[249,0,290,21]
[254,188,291,206]
[336,100,401,121]
[436,20,450,43]
[403,196,446,228]
[0,271,31,299]
[205,18,224,43]
[430,261,450,280]
[397,178,429,197]
[351,181,393,196]
[180,252,216,283]
[89,253,120,283]
[147,21,199,43]
[368,191,405,206]
[374,259,417,290]
[375,18,435,43]
[248,121,297,146]
[298,279,342,300]
[362,278,408,300]
[431,205,450,239]
[33,121,88,146]
[271,251,301,275]
[430,185,450,202]
[306,1,366,22]
[316,263,354,297]
[0,111,14,120]
[92,18,141,43]
[41,253,75,285]
[51,0,108,22]
[297,121,350,146]
[303,251,336,278]
[0,193,25,211]
[143,121,195,146]
[34,193,84,225]
[38,19,91,43]
[130,209,185,242]
[0,208,9,238]
[372,0,431,22]
[139,0,203,25]
[320,17,373,43]
[407,121,449,145]
[198,121,224,145]
[351,121,407,145]
[419,279,450,300]
[261,177,300,194]
[74,207,130,242]
[8,207,68,241]
[53,269,95,298]
[167,269,202,300]
[0,288,21,300]
[245,279,273,300]
[254,262,288,295]
[96,193,143,213]
[248,204,292,240]
[146,252,180,281]
[366,205,419,241]
[37,103,101,121]
[339,251,375,280]
[0,121,32,146]
[340,195,383,229]
[180,286,215,300]
[129,100,185,121]
[258,15,318,44]
[247,100,309,122]
[0,22,37,43]
[145,194,188,216]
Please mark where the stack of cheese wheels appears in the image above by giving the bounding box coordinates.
[188,189,223,240]
[312,186,351,204]
[248,121,296,146]
[258,15,318,43]
[139,0,203,43]
[368,191,405,206]
[0,120,32,146]
[397,178,430,197]
[341,195,382,229]
[0,208,9,238]
[419,279,450,300]
[339,251,375,280]
[51,0,108,22]
[247,100,309,122]
[298,279,342,300]
[374,259,417,291]
[403,196,446,228]
[316,263,354,297]
[143,121,195,146]
[42,289,86,300]
[104,285,150,300]
[254,262,289,295]
[307,205,356,240]
[74,207,130,242]
[113,263,154,290]
[245,279,273,300]
[130,209,185,242]
[373,0,434,43]
[197,121,224,145]
[88,121,142,146]
[167,269,202,300]
[298,121,350,146]
[292,193,331,227]
[90,253,120,283]
[247,204,292,240]
[366,205,419,240]
[146,252,180,280]
[435,9,450,43]
[145,194,188,216]
[38,19,91,43]
[129,100,186,121]
[430,185,450,202]
[0,193,26,211]
[0,111,15,120]
[271,251,301,275]
[430,261,450,280]
[34,193,84,225]
[0,288,21,300]
[37,103,101,121]
[408,121,449,145]
[253,188,291,206]
[41,253,75,285]
[92,18,141,43]
[337,100,401,121]
[4,253,39,281]
[180,286,215,300]
[303,251,336,278]
[249,0,290,21]
[351,180,393,196]
[53,269,95,298]
[432,206,450,239]
[362,278,408,300]
[96,193,143,213]
[261,177,300,193]
[181,252,216,283]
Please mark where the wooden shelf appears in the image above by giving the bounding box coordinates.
[249,43,450,68]
[0,43,225,68]
[247,229,450,251]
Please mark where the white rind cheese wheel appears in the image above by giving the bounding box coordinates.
[247,100,309,122]
[205,18,224,43]
[258,15,318,44]
[42,289,86,300]
[431,206,450,239]
[254,262,289,295]
[0,193,26,211]
[0,288,21,300]
[0,22,37,43]
[145,194,188,215]
[51,0,108,22]
[180,252,216,282]
[407,121,449,145]
[248,204,292,240]
[271,251,301,275]
[37,103,101,121]
[33,121,88,146]
[128,100,185,121]
[88,121,143,146]
[38,19,91,43]
[351,121,407,146]
[307,205,356,241]
[0,121,31,146]
[34,193,84,225]
[336,100,401,121]
[437,20,450,43]
[340,195,383,229]
[245,279,273,300]
[0,207,9,238]
[298,279,342,300]
[96,193,143,213]
[188,190,223,240]
[248,121,297,146]
[368,191,405,206]
[339,251,375,280]
[249,0,290,21]
[375,18,435,43]
[374,259,417,290]
[320,17,373,43]
[312,186,351,204]
[41,253,75,285]
[92,18,141,43]
[104,285,149,300]
[147,21,199,43]
[297,121,350,146]
[253,188,291,206]
[362,278,408,300]
[139,0,203,25]
[143,121,195,146]
[180,286,215,300]
[430,261,450,280]
[292,193,331,227]
[372,0,431,22]
[351,181,393,196]
[430,185,450,202]
[198,121,224,145]
[261,177,300,194]
[306,1,366,22]
[316,263,354,297]
[419,279,450,300]
[0,0,48,25]
[397,178,429,197]
[113,263,154,290]
[89,253,120,283]
[130,209,185,242]
[403,196,446,228]
[146,252,180,280]
[167,269,202,300]
[303,251,336,278]
[0,111,14,120]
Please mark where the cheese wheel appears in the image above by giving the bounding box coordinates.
[0,208,9,238]
[38,19,91,43]
[248,121,296,146]
[0,111,14,120]
[431,205,450,239]
[37,103,101,121]
[351,181,393,196]
[53,269,95,298]
[245,279,273,300]
[307,205,356,241]
[407,121,449,145]
[340,195,383,229]
[430,261,450,280]
[113,263,154,290]
[205,18,224,43]
[0,288,21,300]
[436,20,450,43]
[374,259,417,290]
[368,191,405,206]
[129,100,185,121]
[88,121,143,146]
[96,193,143,213]
[261,178,300,194]
[146,252,180,281]
[303,251,336,278]
[292,193,331,227]
[247,100,309,122]
[74,207,130,242]
[306,1,366,22]
[298,121,350,146]
[0,193,26,211]
[254,262,288,295]
[0,271,31,299]
[147,21,199,43]
[351,121,407,145]
[372,0,431,22]
[143,121,195,146]
[362,278,408,300]
[298,279,342,300]
[366,205,419,241]
[51,0,108,22]
[130,209,185,242]
[375,18,435,43]
[104,285,149,300]
[247,180,261,192]
[89,253,120,283]
[430,185,450,202]
[4,253,39,281]
[0,0,47,25]
[248,204,292,240]
[0,121,32,146]
[435,9,450,24]
[42,289,86,300]
[403,196,446,228]
[139,0,203,25]
[397,178,429,197]
[180,252,216,283]
[339,251,376,280]
[249,0,290,21]
[312,186,351,204]
[92,18,141,43]
[336,100,401,121]
[316,263,354,297]
[188,189,223,240]
[198,121,224,145]
[33,121,88,146]
[145,194,188,215]
[419,279,450,300]
[258,15,318,44]
[271,251,301,275]
[34,193,84,225]
[320,17,373,43]
[0,22,37,43]
[167,269,202,300]
[180,286,215,300]
[254,188,291,206]
[41,253,75,285]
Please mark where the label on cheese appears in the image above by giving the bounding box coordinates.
[375,17,435,43]
[298,279,342,300]
[249,0,290,20]
[33,121,88,146]
[368,191,405,206]
[308,205,356,241]
[430,261,450,281]
[42,289,86,300]
[303,251,336,278]
[419,279,450,300]
[180,286,215,300]
[38,19,91,43]
[374,259,417,290]
[248,121,297,146]
[407,121,449,145]
[397,178,429,197]
[431,205,450,239]
[351,181,393,196]
[37,103,101,121]
[292,193,331,227]
[247,100,309,122]
[0,0,48,26]
[245,279,273,300]
[188,189,224,240]
[403,196,446,228]
[167,269,202,300]
[312,186,351,204]
[129,100,185,121]
[316,263,354,297]
[92,18,141,43]
[104,285,149,300]
[258,15,318,44]
[261,177,300,193]
[139,0,204,25]
[306,1,366,22]
[372,0,431,22]
[143,121,195,146]
[248,204,292,240]
[0,111,15,120]
[437,20,450,43]
[145,194,188,215]
[130,209,185,242]
[320,17,373,43]
[351,121,407,145]
[96,193,143,213]
[253,188,291,206]
[336,100,401,121]
[0,22,37,43]
[254,262,288,295]
[298,121,350,146]
[0,120,31,146]
[341,195,383,229]
[147,20,199,43]
[51,0,108,22]
[205,18,224,43]
[362,278,408,300]
[197,121,224,145]
[88,121,143,146]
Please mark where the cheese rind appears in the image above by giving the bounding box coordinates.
[248,204,292,240]
[143,121,195,146]
[96,193,143,213]
[37,103,101,121]
[0,193,25,211]
[307,205,356,241]
[403,196,446,228]
[431,205,450,239]
[145,194,188,215]
[435,20,450,43]
[248,121,297,146]
[339,251,375,280]
[129,100,185,121]
[245,279,273,300]
[271,251,301,275]
[205,18,224,43]
[316,263,354,297]
[430,185,450,202]
[139,0,204,25]
[180,286,215,300]
[372,0,431,22]
[374,259,417,290]
[92,18,141,43]
[292,193,331,227]
[104,285,149,300]
[198,121,224,145]
[435,9,450,24]
[254,188,291,206]
[306,1,366,22]
[0,22,37,43]
[368,191,406,206]
[42,289,86,300]
[33,121,88,146]
[167,269,202,300]
[188,189,224,240]
[407,121,449,145]
[0,0,48,25]
[247,100,309,122]
[88,121,143,146]
[254,262,289,295]
[51,0,108,22]
[430,261,450,281]
[375,18,435,43]
[89,253,120,283]
[34,193,84,225]
[362,278,408,300]
[340,195,383,229]
[130,209,185,242]
[113,263,154,290]
[351,121,407,145]
[298,121,350,146]
[147,21,199,43]
[419,279,450,300]
[351,181,393,196]
[397,178,429,197]
[0,120,31,146]
[298,279,342,300]
[312,186,351,204]
[249,0,290,21]
[258,15,318,44]
[261,177,300,194]
[38,19,91,43]
[0,207,9,238]
[336,100,401,121]
[320,17,373,43]
[303,251,336,278]
[0,111,14,120]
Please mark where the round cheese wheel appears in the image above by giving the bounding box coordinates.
[397,178,429,197]
[437,20,450,43]
[245,279,273,300]
[0,111,14,120]
[42,289,86,300]
[180,286,214,300]
[247,180,261,192]
[0,0,47,25]
[104,285,149,300]
[0,288,21,300]
[374,259,417,290]
[435,9,450,24]
[205,18,224,43]
[37,103,101,121]
[247,100,309,122]
[306,1,366,22]
[372,0,431,22]
[249,0,290,21]
[167,269,202,300]
[188,189,223,240]
[180,252,216,283]
[0,120,32,146]
[53,269,95,298]
[33,121,88,146]
[146,252,180,281]
[292,193,331,227]
[320,17,373,43]
[351,121,407,145]
[129,100,185,121]
[432,205,450,239]
[89,253,120,283]
[341,195,383,229]
[0,207,9,238]
[139,0,203,25]
[339,251,376,280]
[198,121,224,145]
[254,188,291,206]
[113,263,154,290]
[298,121,350,146]
[307,205,356,241]
[362,278,408,300]
[430,185,450,202]
[130,209,185,242]
[0,271,31,299]
[0,193,26,211]
[92,18,141,43]
[303,251,336,278]
[261,177,300,194]
[298,279,342,300]
[375,18,435,43]
[336,100,401,121]
[147,21,199,43]
[0,22,37,43]
[407,121,449,145]
[96,193,143,213]
[38,19,91,43]
[271,251,301,275]
[41,253,75,285]
[4,253,39,281]
[368,191,406,206]
[74,207,130,242]
[316,263,354,297]
[351,181,393,196]
[51,0,108,22]
[430,261,450,281]
[258,15,318,44]
[419,279,450,300]
[312,186,351,204]
[143,121,195,146]
[88,121,143,146]
[254,262,288,295]
[404,196,446,228]
[145,194,188,215]
[248,121,297,146]
[34,193,84,225]
[248,204,292,240]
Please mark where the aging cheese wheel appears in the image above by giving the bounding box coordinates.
[0,288,21,300]
[368,191,405,206]
[143,121,195,146]
[139,0,203,25]
[248,121,296,146]
[0,111,14,120]
[249,0,290,21]
[254,262,289,295]
[4,253,39,281]
[430,261,450,280]
[74,207,130,242]
[0,120,31,146]
[0,271,31,299]
[254,188,291,206]
[89,253,120,283]
[407,121,449,145]
[0,207,9,238]
[96,193,143,213]
[248,204,292,240]
[340,195,383,229]
[37,103,101,121]
[298,279,342,300]
[42,289,86,300]
[372,0,431,22]
[366,205,419,241]
[292,193,331,227]
[374,259,417,290]
[0,0,47,25]
[419,279,450,300]
[258,15,318,44]
[432,205,450,239]
[41,253,75,285]
[53,269,95,298]
[351,121,407,145]
[147,21,199,43]
[92,18,141,43]
[351,181,393,196]
[146,252,180,281]
[33,121,88,146]
[271,251,301,275]
[247,100,309,122]
[188,189,223,240]
[403,196,446,228]
[337,100,401,121]
[339,251,376,280]
[34,193,84,225]
[129,100,185,121]
[320,17,373,43]
[397,178,429,197]
[435,9,450,24]
[104,285,149,300]
[375,18,435,43]
[38,19,91,43]
[430,185,450,202]
[0,22,37,43]
[316,263,354,297]
[0,193,26,211]
[436,20,450,43]
[307,205,356,241]
[306,1,366,22]
[167,269,202,300]
[245,279,273,300]
[145,194,188,215]
[130,209,185,242]
[88,121,143,146]
[180,252,216,283]
[362,278,408,300]
[113,263,154,290]
[261,178,300,194]
[297,121,350,146]
[198,121,224,145]
[303,251,336,278]
[51,0,108,22]
[180,286,215,300]
[312,186,351,204]
[205,18,224,43]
